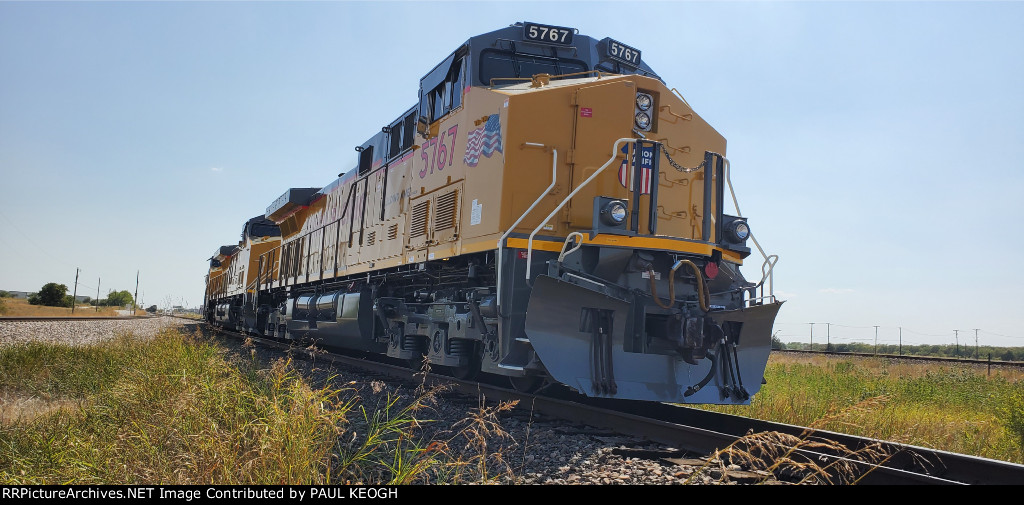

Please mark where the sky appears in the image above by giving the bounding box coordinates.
[1,1,1022,348]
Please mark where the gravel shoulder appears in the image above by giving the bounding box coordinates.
[0,316,183,347]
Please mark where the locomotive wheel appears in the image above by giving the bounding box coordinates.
[509,375,542,393]
[406,353,428,372]
[450,346,482,381]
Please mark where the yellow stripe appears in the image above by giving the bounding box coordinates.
[505,235,743,263]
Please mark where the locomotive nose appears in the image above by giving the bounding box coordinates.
[525,274,782,404]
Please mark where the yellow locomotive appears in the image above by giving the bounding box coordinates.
[205,22,782,404]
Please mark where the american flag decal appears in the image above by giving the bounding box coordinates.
[463,114,503,167]
[617,143,653,194]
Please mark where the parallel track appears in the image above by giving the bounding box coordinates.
[0,316,155,321]
[777,349,1024,368]
[197,321,1024,485]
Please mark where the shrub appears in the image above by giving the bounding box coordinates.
[29,283,69,307]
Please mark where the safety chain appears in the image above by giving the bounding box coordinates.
[662,147,704,173]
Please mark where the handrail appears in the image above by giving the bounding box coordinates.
[496,144,557,312]
[525,138,635,280]
[722,157,778,301]
[489,69,616,87]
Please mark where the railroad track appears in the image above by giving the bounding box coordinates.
[194,321,1024,485]
[776,348,1024,369]
[0,316,156,321]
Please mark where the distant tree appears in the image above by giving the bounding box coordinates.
[1002,350,1016,362]
[0,290,13,298]
[80,296,91,304]
[771,333,786,350]
[61,295,74,308]
[106,290,134,307]
[29,283,69,307]
[145,305,158,313]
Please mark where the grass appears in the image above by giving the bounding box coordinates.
[0,298,132,318]
[699,352,1024,464]
[6,328,1021,484]
[0,328,519,484]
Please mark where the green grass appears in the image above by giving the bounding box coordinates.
[0,329,516,484]
[701,354,1024,464]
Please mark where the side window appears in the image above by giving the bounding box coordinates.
[431,81,449,121]
[451,59,465,110]
[402,112,416,150]
[388,121,402,160]
[358,146,374,176]
[421,57,466,126]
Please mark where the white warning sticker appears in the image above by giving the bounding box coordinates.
[471,199,482,225]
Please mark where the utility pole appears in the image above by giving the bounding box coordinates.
[826,322,831,352]
[71,268,79,314]
[133,271,139,316]
[954,329,960,358]
[899,326,902,356]
[973,328,980,359]
[873,325,879,355]
[808,323,814,351]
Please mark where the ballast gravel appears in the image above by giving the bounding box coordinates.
[0,316,183,347]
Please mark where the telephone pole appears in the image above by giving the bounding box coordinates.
[873,325,879,355]
[808,323,814,350]
[826,322,831,351]
[954,330,960,358]
[95,277,100,312]
[71,268,79,314]
[899,326,902,356]
[133,271,139,316]
[973,328,980,359]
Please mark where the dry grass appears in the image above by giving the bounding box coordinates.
[0,298,133,318]
[697,396,903,484]
[0,328,529,485]
[700,352,1024,464]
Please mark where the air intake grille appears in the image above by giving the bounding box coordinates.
[366,231,376,246]
[410,200,430,238]
[388,223,398,240]
[435,190,458,231]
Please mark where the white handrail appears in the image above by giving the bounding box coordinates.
[496,144,557,312]
[525,137,635,280]
[723,157,778,300]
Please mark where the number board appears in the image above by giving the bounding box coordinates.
[523,22,574,45]
[602,37,642,67]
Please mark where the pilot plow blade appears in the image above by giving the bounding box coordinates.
[525,274,782,404]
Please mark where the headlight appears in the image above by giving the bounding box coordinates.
[601,200,627,225]
[727,220,750,242]
[634,112,651,130]
[636,93,652,111]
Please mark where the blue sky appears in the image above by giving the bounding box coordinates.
[1,1,1022,348]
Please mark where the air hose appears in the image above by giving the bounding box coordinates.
[648,259,710,312]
